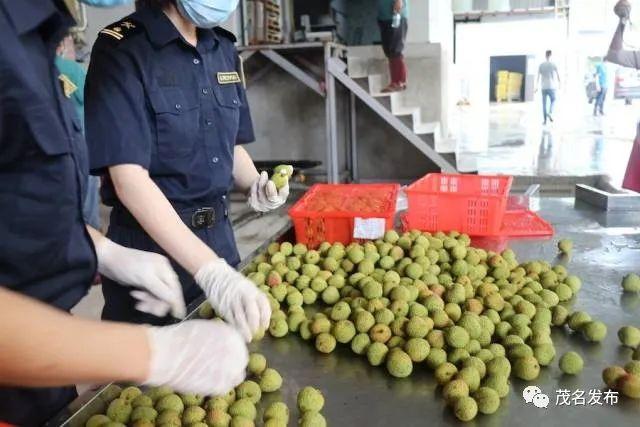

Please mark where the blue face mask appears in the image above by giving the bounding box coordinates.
[176,0,239,28]
[78,0,132,7]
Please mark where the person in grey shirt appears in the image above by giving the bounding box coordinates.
[537,50,561,125]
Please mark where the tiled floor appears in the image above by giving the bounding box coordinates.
[454,97,638,186]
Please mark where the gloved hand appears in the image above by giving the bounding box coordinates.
[95,238,186,319]
[194,258,271,342]
[144,320,248,395]
[247,171,289,213]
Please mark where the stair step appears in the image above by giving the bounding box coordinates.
[353,77,370,92]
[435,137,457,154]
[375,96,392,111]
[397,114,414,129]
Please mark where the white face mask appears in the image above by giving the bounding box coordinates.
[176,0,239,28]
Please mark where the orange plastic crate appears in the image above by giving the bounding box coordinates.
[288,183,400,248]
[404,173,513,236]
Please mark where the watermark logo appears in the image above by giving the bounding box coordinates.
[522,387,619,409]
[523,386,549,408]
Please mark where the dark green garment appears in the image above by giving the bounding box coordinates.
[54,56,86,130]
[377,0,408,21]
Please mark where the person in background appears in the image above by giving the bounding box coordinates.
[593,59,608,116]
[537,50,561,125]
[606,0,640,193]
[377,0,409,93]
[55,33,101,229]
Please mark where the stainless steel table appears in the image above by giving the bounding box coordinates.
[53,198,640,427]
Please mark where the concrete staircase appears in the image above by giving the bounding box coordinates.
[345,46,459,172]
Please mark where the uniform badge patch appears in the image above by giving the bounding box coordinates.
[58,74,78,98]
[99,20,137,41]
[217,72,241,85]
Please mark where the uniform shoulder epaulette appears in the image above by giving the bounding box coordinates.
[99,19,141,43]
[214,27,237,43]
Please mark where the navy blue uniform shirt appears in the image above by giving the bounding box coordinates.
[86,6,255,211]
[0,0,95,424]
[0,0,96,311]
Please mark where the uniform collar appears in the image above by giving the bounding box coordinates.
[138,6,218,51]
[2,0,59,34]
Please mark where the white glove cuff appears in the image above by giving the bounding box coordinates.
[144,325,176,387]
[95,237,120,278]
[194,258,229,297]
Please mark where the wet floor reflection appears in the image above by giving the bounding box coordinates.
[456,102,636,183]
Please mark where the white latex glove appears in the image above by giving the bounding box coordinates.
[247,171,289,213]
[145,320,248,395]
[95,238,186,319]
[194,258,271,342]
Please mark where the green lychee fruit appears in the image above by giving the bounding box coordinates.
[482,375,510,398]
[558,239,573,254]
[618,326,640,348]
[559,351,584,375]
[332,319,356,344]
[263,401,289,422]
[351,332,371,355]
[533,344,556,366]
[513,356,540,381]
[269,318,288,338]
[120,386,142,402]
[474,387,500,414]
[86,415,111,427]
[260,368,283,393]
[456,367,481,392]
[315,332,337,353]
[299,411,327,427]
[443,379,469,404]
[567,311,591,331]
[182,406,206,424]
[581,320,607,342]
[404,337,430,362]
[367,342,389,366]
[622,273,640,293]
[206,409,231,427]
[386,349,413,378]
[617,374,640,398]
[236,381,261,404]
[229,415,254,427]
[156,410,182,426]
[131,395,153,408]
[453,396,478,422]
[297,386,325,412]
[625,360,640,377]
[228,398,256,421]
[446,326,470,349]
[603,365,627,388]
[435,362,458,385]
[106,398,133,424]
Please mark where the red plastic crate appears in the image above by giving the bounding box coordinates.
[404,173,513,236]
[289,183,399,248]
[401,209,553,238]
[498,209,554,237]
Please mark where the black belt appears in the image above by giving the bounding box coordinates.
[110,197,229,230]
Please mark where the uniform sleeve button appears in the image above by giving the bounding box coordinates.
[175,103,182,110]
[233,99,239,105]
[206,120,213,126]
[212,156,219,163]
[202,88,208,95]
[193,58,200,64]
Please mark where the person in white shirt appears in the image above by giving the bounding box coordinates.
[537,50,561,125]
